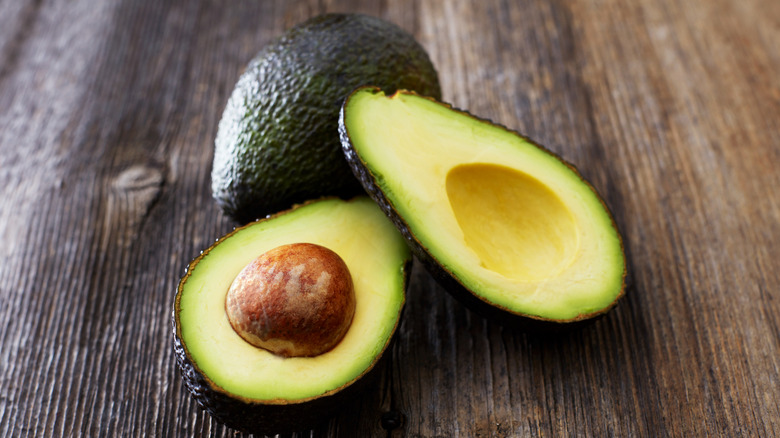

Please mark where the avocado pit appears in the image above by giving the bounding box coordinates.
[225,242,356,357]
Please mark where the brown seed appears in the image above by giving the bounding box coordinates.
[225,243,356,357]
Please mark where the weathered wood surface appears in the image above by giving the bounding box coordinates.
[1,0,778,436]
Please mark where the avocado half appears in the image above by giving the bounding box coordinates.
[172,197,411,434]
[339,88,626,329]
[211,13,441,223]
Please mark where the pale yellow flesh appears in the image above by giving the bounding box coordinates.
[345,90,624,320]
[177,198,409,401]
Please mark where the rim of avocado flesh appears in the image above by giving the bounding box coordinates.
[174,197,410,405]
[339,87,626,324]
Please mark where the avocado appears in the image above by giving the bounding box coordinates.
[339,88,626,328]
[172,197,411,434]
[212,13,441,223]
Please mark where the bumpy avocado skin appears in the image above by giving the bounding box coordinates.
[212,14,442,223]
[338,88,626,331]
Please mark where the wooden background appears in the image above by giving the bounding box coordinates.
[1,0,778,436]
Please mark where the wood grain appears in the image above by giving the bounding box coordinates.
[1,0,778,436]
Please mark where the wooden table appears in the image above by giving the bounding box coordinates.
[2,0,778,436]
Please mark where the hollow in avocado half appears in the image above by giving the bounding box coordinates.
[339,87,626,329]
[172,197,411,434]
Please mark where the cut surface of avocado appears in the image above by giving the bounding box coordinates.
[175,197,410,405]
[340,88,625,323]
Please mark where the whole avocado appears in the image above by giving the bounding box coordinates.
[212,13,441,223]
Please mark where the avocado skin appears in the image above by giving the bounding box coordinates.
[212,14,442,223]
[172,198,412,434]
[339,88,626,331]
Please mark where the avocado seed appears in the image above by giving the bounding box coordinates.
[225,243,356,357]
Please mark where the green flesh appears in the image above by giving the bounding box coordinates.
[341,89,625,321]
[176,197,410,401]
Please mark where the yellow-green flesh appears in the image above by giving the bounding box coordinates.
[177,197,409,401]
[344,90,625,320]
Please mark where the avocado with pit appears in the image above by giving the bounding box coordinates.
[212,13,441,223]
[172,197,411,434]
[339,88,626,328]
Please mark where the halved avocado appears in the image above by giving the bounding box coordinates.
[339,88,626,328]
[172,197,411,434]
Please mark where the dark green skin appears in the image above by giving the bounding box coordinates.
[172,198,412,434]
[212,14,441,223]
[339,87,627,331]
